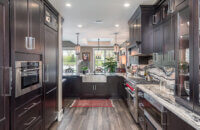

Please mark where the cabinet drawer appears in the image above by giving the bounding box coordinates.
[15,97,42,130]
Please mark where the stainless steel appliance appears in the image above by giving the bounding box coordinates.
[125,77,159,123]
[125,80,139,123]
[15,61,42,97]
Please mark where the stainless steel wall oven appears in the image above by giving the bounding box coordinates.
[15,61,42,97]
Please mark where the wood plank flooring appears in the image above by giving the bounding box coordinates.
[50,99,140,130]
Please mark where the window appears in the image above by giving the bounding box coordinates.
[93,48,116,73]
[63,49,77,73]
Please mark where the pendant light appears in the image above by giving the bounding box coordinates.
[114,33,119,55]
[75,33,81,55]
[96,38,101,59]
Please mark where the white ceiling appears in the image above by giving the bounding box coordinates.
[49,0,157,46]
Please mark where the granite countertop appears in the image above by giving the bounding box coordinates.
[119,73,200,130]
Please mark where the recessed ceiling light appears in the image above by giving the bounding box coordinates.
[124,3,130,7]
[66,3,71,7]
[77,24,83,28]
[115,24,119,27]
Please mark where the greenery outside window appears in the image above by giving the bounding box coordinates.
[63,49,77,73]
[93,48,116,73]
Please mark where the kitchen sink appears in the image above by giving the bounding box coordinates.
[82,74,107,83]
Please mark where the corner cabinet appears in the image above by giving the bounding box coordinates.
[14,0,43,54]
[128,5,154,54]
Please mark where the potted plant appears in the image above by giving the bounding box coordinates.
[103,57,117,73]
[81,66,88,74]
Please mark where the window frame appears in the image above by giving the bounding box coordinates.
[93,48,115,72]
[62,47,78,73]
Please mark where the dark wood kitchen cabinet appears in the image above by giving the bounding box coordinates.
[44,88,57,129]
[14,0,43,54]
[153,25,163,53]
[107,76,119,98]
[128,5,154,54]
[63,76,81,98]
[81,83,109,98]
[163,17,175,66]
[43,4,58,129]
[0,0,10,129]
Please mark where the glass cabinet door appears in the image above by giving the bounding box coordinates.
[177,8,190,101]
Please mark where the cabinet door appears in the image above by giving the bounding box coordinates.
[95,83,109,98]
[44,26,58,92]
[107,76,119,98]
[0,0,9,129]
[29,0,43,54]
[163,18,175,66]
[153,25,163,53]
[14,0,29,53]
[81,83,94,98]
[44,88,57,129]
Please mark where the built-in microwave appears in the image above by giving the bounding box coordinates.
[15,61,42,97]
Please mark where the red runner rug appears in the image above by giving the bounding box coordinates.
[70,99,113,107]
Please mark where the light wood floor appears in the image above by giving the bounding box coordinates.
[50,99,140,130]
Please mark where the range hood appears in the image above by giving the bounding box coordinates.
[128,42,152,56]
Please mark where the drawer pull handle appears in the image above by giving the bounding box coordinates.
[24,117,37,126]
[24,102,37,110]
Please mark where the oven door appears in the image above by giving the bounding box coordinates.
[16,66,42,97]
[125,87,135,115]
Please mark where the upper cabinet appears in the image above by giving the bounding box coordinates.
[14,0,43,54]
[128,5,154,54]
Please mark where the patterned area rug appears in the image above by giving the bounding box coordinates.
[70,99,113,107]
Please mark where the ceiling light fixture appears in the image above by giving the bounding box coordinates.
[77,24,83,28]
[114,33,120,55]
[124,3,130,7]
[75,33,81,55]
[115,24,119,27]
[66,3,71,7]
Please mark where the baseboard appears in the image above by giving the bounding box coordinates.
[57,108,64,121]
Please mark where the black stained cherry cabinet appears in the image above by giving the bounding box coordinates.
[14,0,43,54]
[63,76,81,98]
[81,83,109,98]
[0,0,10,129]
[43,6,58,129]
[163,17,175,66]
[153,25,163,53]
[44,88,57,129]
[128,5,154,54]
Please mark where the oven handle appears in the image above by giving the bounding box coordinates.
[125,87,135,97]
[22,68,40,72]
[45,64,49,82]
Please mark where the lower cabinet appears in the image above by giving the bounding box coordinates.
[15,96,42,130]
[29,119,43,130]
[63,76,81,98]
[81,83,108,98]
[44,88,57,129]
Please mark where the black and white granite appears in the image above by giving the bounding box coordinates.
[137,83,200,129]
[116,73,200,129]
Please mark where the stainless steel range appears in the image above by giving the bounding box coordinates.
[125,77,159,123]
